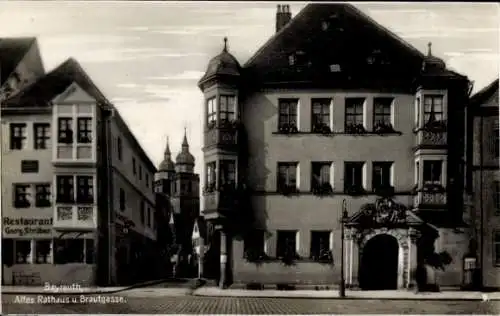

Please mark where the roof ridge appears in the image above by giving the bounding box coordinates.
[243,3,312,68]
[343,3,424,59]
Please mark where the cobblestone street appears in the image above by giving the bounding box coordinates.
[2,293,499,314]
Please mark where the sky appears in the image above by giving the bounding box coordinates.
[1,1,499,175]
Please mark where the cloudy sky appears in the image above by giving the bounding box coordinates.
[1,1,499,174]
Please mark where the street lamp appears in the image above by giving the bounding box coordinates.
[339,199,348,298]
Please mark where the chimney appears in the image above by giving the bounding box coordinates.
[276,4,292,33]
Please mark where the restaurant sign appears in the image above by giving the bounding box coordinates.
[3,217,53,237]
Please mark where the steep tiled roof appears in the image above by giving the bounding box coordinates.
[470,78,499,107]
[3,57,107,107]
[0,37,36,85]
[241,3,465,87]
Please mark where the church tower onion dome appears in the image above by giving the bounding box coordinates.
[198,37,241,88]
[158,136,176,172]
[422,42,446,73]
[175,130,195,166]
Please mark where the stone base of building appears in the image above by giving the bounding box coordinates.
[3,264,96,286]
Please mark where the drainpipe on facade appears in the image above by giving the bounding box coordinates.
[106,108,115,286]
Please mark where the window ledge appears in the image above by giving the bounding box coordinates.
[272,131,403,136]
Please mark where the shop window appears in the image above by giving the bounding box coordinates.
[2,239,14,266]
[35,240,52,264]
[15,240,31,264]
[54,239,84,264]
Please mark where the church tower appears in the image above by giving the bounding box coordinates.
[170,130,200,272]
[155,136,176,195]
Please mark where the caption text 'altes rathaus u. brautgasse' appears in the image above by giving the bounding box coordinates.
[1,3,499,292]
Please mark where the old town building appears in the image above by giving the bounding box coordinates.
[154,133,200,277]
[468,78,499,289]
[198,4,473,290]
[1,44,157,286]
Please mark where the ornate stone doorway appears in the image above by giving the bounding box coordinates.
[359,234,399,290]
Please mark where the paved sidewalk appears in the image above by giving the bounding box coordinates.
[193,287,500,301]
[1,278,172,295]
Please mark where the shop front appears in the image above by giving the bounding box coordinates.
[2,216,96,286]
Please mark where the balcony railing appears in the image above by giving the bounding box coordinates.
[202,190,237,218]
[54,205,97,230]
[204,124,239,149]
[413,191,447,208]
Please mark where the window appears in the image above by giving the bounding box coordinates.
[494,181,500,216]
[77,118,92,143]
[56,175,74,203]
[373,98,393,129]
[54,239,84,264]
[220,95,236,123]
[344,162,364,191]
[206,162,216,192]
[76,176,93,204]
[372,162,393,190]
[119,188,125,211]
[276,230,297,258]
[132,158,137,175]
[140,201,145,224]
[34,123,50,149]
[2,239,14,266]
[277,162,298,191]
[148,207,153,228]
[207,97,217,128]
[278,99,298,130]
[311,99,331,132]
[423,95,444,123]
[117,137,123,161]
[494,232,500,266]
[10,123,27,150]
[345,98,364,130]
[415,97,420,127]
[289,55,296,66]
[146,173,149,187]
[139,165,143,180]
[35,184,51,207]
[243,230,265,257]
[423,161,442,185]
[494,119,499,158]
[311,162,331,192]
[310,231,331,261]
[57,118,73,144]
[14,184,30,208]
[35,240,51,264]
[15,240,31,264]
[220,160,236,189]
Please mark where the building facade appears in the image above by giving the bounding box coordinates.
[1,46,157,286]
[154,134,200,277]
[468,79,499,289]
[198,4,472,290]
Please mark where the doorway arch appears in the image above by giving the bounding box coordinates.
[359,234,399,290]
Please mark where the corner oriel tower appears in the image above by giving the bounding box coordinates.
[198,37,243,287]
